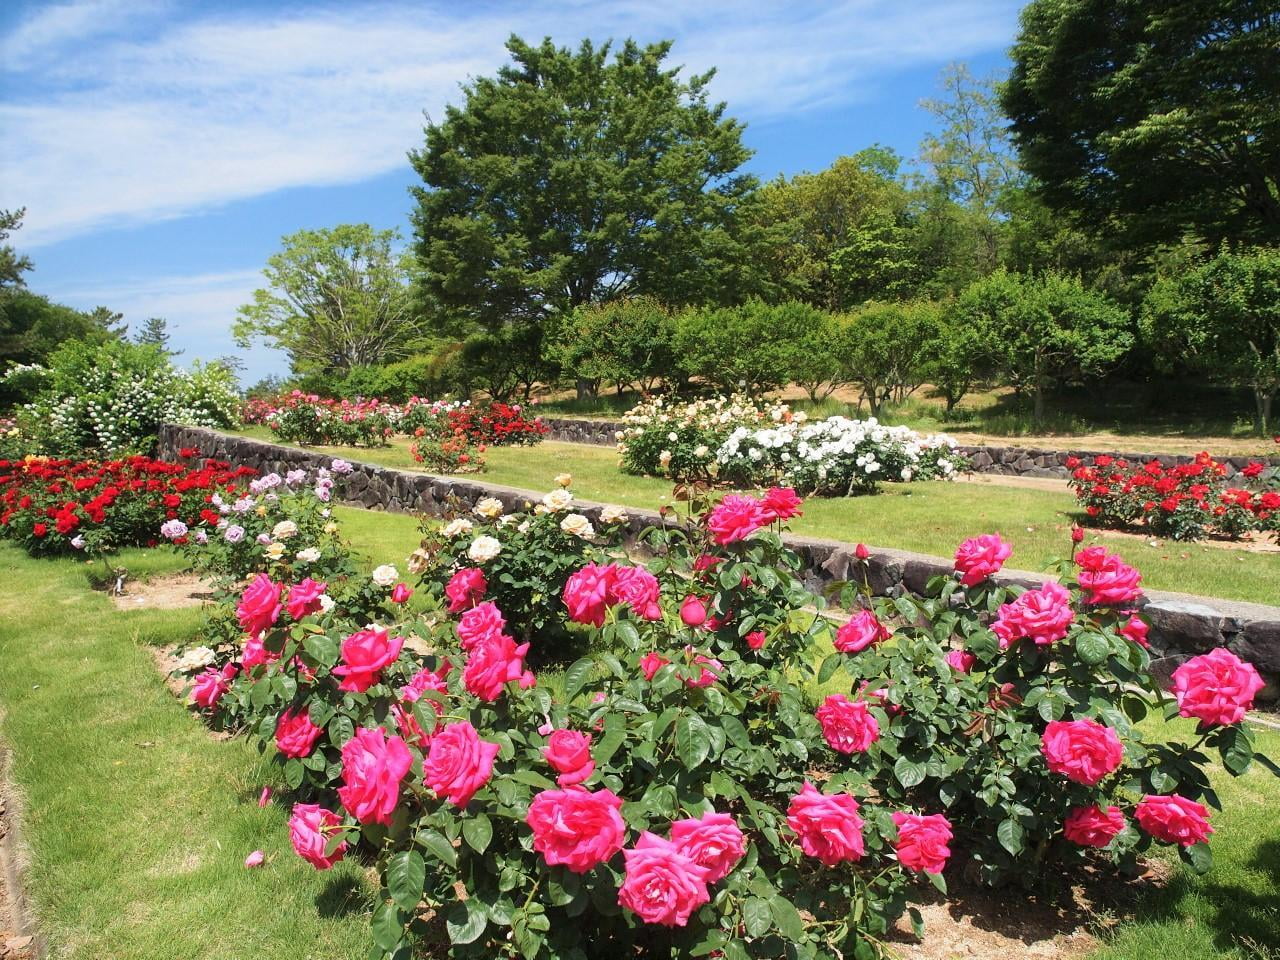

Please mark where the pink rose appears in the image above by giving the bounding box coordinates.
[679,595,707,627]
[258,786,272,808]
[953,534,1013,586]
[457,601,507,651]
[834,610,891,654]
[527,787,627,873]
[332,625,404,693]
[1076,546,1142,605]
[1062,805,1126,847]
[463,633,529,702]
[787,782,865,865]
[289,803,347,870]
[618,832,710,927]
[611,565,663,621]
[244,850,264,868]
[706,494,769,545]
[390,582,413,604]
[891,812,952,874]
[393,664,451,747]
[445,567,487,612]
[286,578,327,620]
[237,573,282,637]
[337,727,412,825]
[1119,615,1150,648]
[562,563,616,627]
[945,649,976,673]
[425,721,499,808]
[275,707,323,758]
[682,648,721,688]
[1135,794,1213,846]
[760,486,803,522]
[745,630,767,650]
[1041,718,1124,786]
[992,581,1074,649]
[855,542,870,560]
[544,730,595,787]
[191,663,236,708]
[668,811,746,883]
[1171,648,1264,727]
[815,694,880,754]
[639,652,670,681]
[241,632,280,670]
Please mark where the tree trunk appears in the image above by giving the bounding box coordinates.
[1033,382,1045,428]
[1255,385,1274,436]
[576,378,594,401]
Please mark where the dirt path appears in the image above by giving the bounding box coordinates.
[0,749,38,960]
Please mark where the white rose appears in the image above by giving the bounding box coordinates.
[296,546,321,563]
[560,514,594,539]
[442,518,474,538]
[658,450,672,468]
[318,594,335,613]
[468,536,502,564]
[265,542,286,560]
[599,504,628,524]
[371,564,399,586]
[474,497,504,519]
[542,489,573,512]
[176,646,216,673]
[271,520,298,540]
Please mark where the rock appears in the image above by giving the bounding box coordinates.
[1143,599,1237,654]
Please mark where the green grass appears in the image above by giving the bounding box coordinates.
[0,502,1278,958]
[233,429,1280,606]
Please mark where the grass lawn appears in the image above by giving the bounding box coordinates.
[233,429,1280,606]
[0,502,1277,958]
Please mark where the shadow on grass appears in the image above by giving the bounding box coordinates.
[316,873,370,919]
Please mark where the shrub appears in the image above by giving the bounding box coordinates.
[833,301,942,417]
[547,297,679,396]
[674,300,832,395]
[410,431,486,474]
[250,392,399,447]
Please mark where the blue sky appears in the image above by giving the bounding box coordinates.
[0,0,1022,384]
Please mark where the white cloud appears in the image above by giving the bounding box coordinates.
[0,1,1019,246]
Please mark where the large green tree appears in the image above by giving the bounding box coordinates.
[409,36,765,337]
[233,224,419,374]
[0,208,33,292]
[1004,1,1280,249]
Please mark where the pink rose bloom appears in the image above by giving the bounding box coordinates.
[679,595,707,627]
[815,694,880,754]
[787,782,865,866]
[854,543,870,560]
[1119,615,1150,648]
[745,630,767,650]
[1172,648,1264,727]
[682,649,721,688]
[237,573,282,637]
[891,812,953,874]
[457,601,507,651]
[544,730,595,787]
[337,727,412,825]
[1041,718,1124,786]
[332,625,404,693]
[611,565,662,621]
[241,632,280,670]
[953,534,1013,586]
[244,850,265,868]
[945,649,976,673]
[760,486,803,522]
[289,803,347,870]
[692,553,721,574]
[992,581,1074,649]
[639,652,670,681]
[191,663,236,708]
[1076,546,1143,605]
[463,633,529,702]
[425,721,499,808]
[618,832,710,927]
[445,567,487,613]
[706,494,769,545]
[285,578,327,620]
[258,786,272,808]
[1063,805,1126,848]
[1136,794,1213,846]
[390,582,413,604]
[562,563,616,627]
[527,787,627,873]
[834,610,891,654]
[275,707,323,758]
[393,663,451,746]
[669,811,746,883]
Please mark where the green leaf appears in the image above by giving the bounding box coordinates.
[1181,841,1213,874]
[446,899,487,945]
[1074,631,1110,665]
[510,768,556,790]
[371,901,407,951]
[463,815,493,854]
[386,850,425,911]
[595,713,627,766]
[720,714,752,752]
[997,818,1024,855]
[562,657,594,703]
[676,713,712,770]
[302,633,338,666]
[418,829,457,868]
[894,756,927,789]
[327,713,353,747]
[768,896,805,941]
[817,653,842,684]
[743,897,773,938]
[1217,725,1254,776]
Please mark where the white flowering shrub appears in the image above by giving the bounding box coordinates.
[7,341,240,455]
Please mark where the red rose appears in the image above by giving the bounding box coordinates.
[424,721,499,808]
[891,812,952,873]
[332,626,404,693]
[1062,805,1126,847]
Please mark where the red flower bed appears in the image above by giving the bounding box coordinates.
[0,453,257,556]
[445,401,547,446]
[1067,451,1279,541]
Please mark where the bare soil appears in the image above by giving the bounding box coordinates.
[0,748,38,960]
[109,573,214,612]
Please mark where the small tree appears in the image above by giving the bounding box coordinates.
[833,300,941,416]
[134,316,180,356]
[928,297,997,415]
[674,300,830,396]
[548,297,678,397]
[1142,247,1280,434]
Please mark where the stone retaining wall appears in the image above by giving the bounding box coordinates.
[160,424,1280,701]
[537,416,1279,480]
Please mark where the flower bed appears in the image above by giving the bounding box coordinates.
[0,451,257,556]
[246,392,401,447]
[1068,451,1280,541]
[173,478,1272,959]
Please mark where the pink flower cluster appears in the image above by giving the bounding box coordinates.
[953,534,1012,586]
[992,581,1075,649]
[705,487,802,545]
[562,562,662,626]
[1075,546,1142,606]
